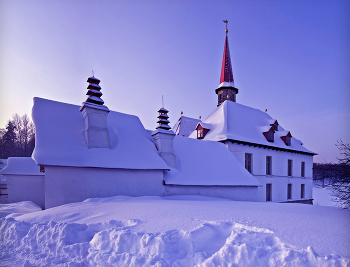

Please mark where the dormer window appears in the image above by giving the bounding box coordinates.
[197,129,204,139]
[196,123,210,140]
[263,126,275,142]
[268,132,274,142]
[285,136,291,146]
[270,120,279,131]
[281,131,292,146]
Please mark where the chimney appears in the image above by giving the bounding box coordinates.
[79,76,110,148]
[152,107,176,168]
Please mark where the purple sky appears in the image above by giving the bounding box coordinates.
[0,0,349,163]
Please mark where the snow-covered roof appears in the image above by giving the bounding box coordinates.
[32,97,169,170]
[164,136,261,186]
[196,122,212,130]
[172,116,202,137]
[189,100,315,155]
[0,157,43,176]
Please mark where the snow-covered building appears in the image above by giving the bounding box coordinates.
[24,75,261,209]
[0,159,8,204]
[174,26,316,203]
[1,157,44,208]
[1,25,314,208]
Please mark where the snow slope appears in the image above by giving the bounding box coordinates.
[0,196,349,266]
[0,201,41,219]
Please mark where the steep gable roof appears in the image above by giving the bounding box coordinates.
[32,97,169,170]
[189,100,315,155]
[172,116,202,137]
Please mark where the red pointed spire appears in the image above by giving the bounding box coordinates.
[215,21,238,106]
[220,34,234,86]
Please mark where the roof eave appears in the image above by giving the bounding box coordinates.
[223,139,317,156]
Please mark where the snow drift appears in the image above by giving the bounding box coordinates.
[0,196,349,266]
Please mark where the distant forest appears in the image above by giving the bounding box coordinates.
[0,114,35,159]
[313,140,350,209]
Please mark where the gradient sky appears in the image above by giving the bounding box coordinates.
[0,0,349,163]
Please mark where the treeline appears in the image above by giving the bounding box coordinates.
[0,114,35,159]
[313,140,350,209]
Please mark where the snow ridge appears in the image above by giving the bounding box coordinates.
[0,217,348,267]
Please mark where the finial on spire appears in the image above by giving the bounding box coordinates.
[92,70,94,77]
[223,19,228,34]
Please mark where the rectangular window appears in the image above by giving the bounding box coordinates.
[288,159,293,176]
[266,156,272,175]
[301,162,305,177]
[287,184,292,199]
[301,184,305,198]
[286,136,291,146]
[268,132,274,142]
[245,153,252,173]
[197,129,203,139]
[266,183,272,201]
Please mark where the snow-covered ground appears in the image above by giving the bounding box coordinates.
[313,186,338,207]
[0,194,349,266]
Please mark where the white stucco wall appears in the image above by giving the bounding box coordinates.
[5,174,45,209]
[254,176,313,202]
[163,185,259,202]
[44,166,164,209]
[226,142,314,202]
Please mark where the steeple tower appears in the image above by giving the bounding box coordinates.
[215,19,239,106]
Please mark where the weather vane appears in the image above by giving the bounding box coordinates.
[223,19,228,34]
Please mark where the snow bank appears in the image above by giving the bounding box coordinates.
[1,196,349,266]
[0,201,41,218]
[1,217,348,266]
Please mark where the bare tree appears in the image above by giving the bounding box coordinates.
[313,163,337,188]
[329,140,350,209]
[21,114,30,156]
[12,114,23,156]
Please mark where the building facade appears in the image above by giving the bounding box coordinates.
[174,25,315,203]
